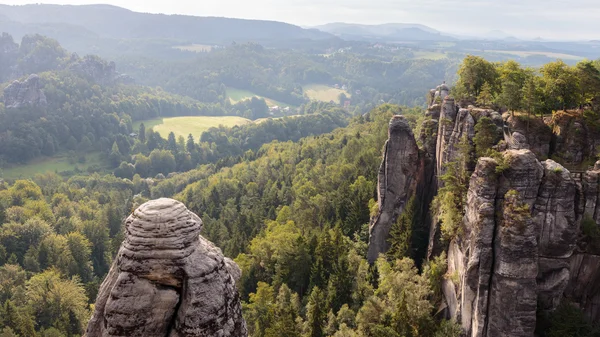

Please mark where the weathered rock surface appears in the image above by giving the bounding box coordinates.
[504,113,553,159]
[444,150,544,337]
[370,84,600,334]
[548,112,600,166]
[367,115,421,263]
[85,198,246,337]
[436,99,475,186]
[69,54,134,85]
[3,74,47,109]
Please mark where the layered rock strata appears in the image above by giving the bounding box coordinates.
[85,198,246,337]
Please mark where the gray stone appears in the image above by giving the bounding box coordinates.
[3,74,47,108]
[85,198,246,337]
[367,116,421,263]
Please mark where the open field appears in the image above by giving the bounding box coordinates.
[254,115,303,124]
[412,51,448,60]
[303,84,351,104]
[173,44,213,52]
[1,152,107,180]
[135,116,253,139]
[481,50,584,61]
[226,87,293,108]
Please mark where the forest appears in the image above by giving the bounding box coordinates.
[1,28,600,336]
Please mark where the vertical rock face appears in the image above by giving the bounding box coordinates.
[3,74,47,109]
[445,150,544,337]
[436,100,475,186]
[534,160,578,311]
[85,198,247,337]
[370,84,600,334]
[367,116,421,263]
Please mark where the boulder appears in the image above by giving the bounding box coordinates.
[85,198,246,337]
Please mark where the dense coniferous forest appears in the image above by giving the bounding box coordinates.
[1,11,600,335]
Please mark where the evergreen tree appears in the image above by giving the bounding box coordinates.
[109,141,121,167]
[186,134,196,153]
[167,132,178,153]
[305,287,327,337]
[138,123,146,143]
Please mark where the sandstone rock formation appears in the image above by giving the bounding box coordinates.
[85,198,247,337]
[368,82,600,335]
[69,54,134,85]
[3,74,47,109]
[367,115,421,263]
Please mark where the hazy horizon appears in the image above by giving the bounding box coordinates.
[2,0,600,41]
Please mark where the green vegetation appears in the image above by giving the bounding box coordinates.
[454,56,600,115]
[488,50,583,61]
[412,51,448,60]
[473,116,502,158]
[433,135,472,241]
[303,84,351,104]
[138,116,253,139]
[226,87,294,108]
[1,152,107,180]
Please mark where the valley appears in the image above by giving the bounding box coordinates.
[0,3,599,337]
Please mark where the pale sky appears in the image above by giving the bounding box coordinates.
[3,0,600,40]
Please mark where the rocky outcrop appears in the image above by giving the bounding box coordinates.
[504,113,553,159]
[534,160,578,311]
[565,254,600,321]
[369,83,600,334]
[435,98,475,186]
[85,198,246,337]
[367,116,421,263]
[69,54,134,85]
[547,111,600,166]
[444,152,599,336]
[444,150,544,337]
[3,74,47,109]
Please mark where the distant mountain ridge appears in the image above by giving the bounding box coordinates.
[0,4,333,44]
[313,22,455,41]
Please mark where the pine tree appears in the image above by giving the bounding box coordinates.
[139,123,146,143]
[476,82,494,107]
[305,287,327,337]
[387,197,415,261]
[167,132,178,153]
[109,141,121,167]
[186,134,196,153]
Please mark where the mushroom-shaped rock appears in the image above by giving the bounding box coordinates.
[85,198,247,337]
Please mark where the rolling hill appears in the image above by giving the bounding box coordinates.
[314,22,455,41]
[0,4,334,46]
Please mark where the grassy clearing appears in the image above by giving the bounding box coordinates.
[226,87,293,108]
[412,51,448,60]
[137,116,252,139]
[1,152,107,180]
[254,115,303,124]
[173,44,213,52]
[133,118,163,133]
[303,84,351,104]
